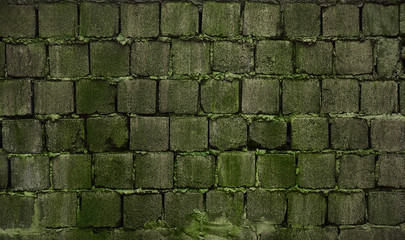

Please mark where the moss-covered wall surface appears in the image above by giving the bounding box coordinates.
[0,0,404,239]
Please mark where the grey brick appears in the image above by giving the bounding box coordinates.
[117,79,156,114]
[0,80,32,116]
[170,117,208,152]
[131,41,170,76]
[284,3,320,37]
[331,118,368,150]
[164,192,203,227]
[371,118,405,152]
[242,78,279,114]
[328,192,365,225]
[87,116,128,152]
[336,41,373,74]
[159,80,198,114]
[361,81,398,114]
[0,5,35,38]
[377,154,405,188]
[10,155,50,191]
[322,4,359,36]
[249,120,287,149]
[338,155,375,189]
[213,42,253,73]
[217,151,255,187]
[202,2,240,37]
[256,41,293,74]
[39,3,77,38]
[90,41,130,77]
[257,154,296,188]
[376,38,401,77]
[321,79,359,113]
[247,189,286,224]
[49,44,89,78]
[287,192,326,226]
[298,153,336,189]
[130,116,169,151]
[296,41,333,75]
[243,2,280,37]
[46,119,85,153]
[124,194,162,228]
[2,119,42,154]
[210,118,247,150]
[121,3,159,38]
[161,2,198,36]
[135,152,173,189]
[38,192,77,228]
[176,155,215,188]
[172,41,210,75]
[76,80,116,114]
[206,190,244,225]
[368,191,405,225]
[80,2,118,37]
[94,153,133,189]
[291,117,329,150]
[282,79,320,114]
[7,43,46,77]
[34,81,74,115]
[201,80,239,114]
[0,195,35,229]
[363,3,399,36]
[52,154,92,190]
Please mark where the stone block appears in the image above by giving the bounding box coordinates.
[377,154,405,188]
[162,2,198,36]
[338,155,375,189]
[202,2,240,37]
[371,118,405,152]
[130,116,169,151]
[296,41,333,75]
[34,81,74,115]
[39,3,78,38]
[322,4,359,36]
[201,80,239,114]
[121,3,159,38]
[0,195,35,229]
[90,41,130,77]
[213,42,253,73]
[117,79,156,114]
[363,3,399,36]
[131,41,170,76]
[135,152,173,189]
[287,192,326,226]
[376,38,401,77]
[297,153,336,189]
[328,192,365,225]
[80,2,118,37]
[94,153,133,189]
[38,192,77,227]
[247,189,286,224]
[330,118,369,150]
[206,190,244,225]
[217,151,255,187]
[291,117,329,150]
[176,155,215,188]
[282,79,320,114]
[242,78,279,114]
[0,80,32,116]
[164,192,203,227]
[284,3,320,37]
[210,118,247,150]
[321,79,359,113]
[159,80,199,114]
[46,119,85,153]
[257,154,296,188]
[76,80,116,114]
[361,81,397,114]
[170,117,208,152]
[368,191,405,225]
[243,2,280,37]
[7,43,46,77]
[52,154,92,190]
[2,119,42,154]
[172,41,210,75]
[87,116,128,152]
[266,227,338,240]
[49,44,89,78]
[10,155,49,191]
[0,4,35,38]
[0,42,4,77]
[335,41,373,74]
[249,120,287,149]
[124,194,162,228]
[0,155,7,189]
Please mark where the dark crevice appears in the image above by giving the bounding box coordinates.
[35,6,39,37]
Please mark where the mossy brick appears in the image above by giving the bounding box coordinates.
[284,3,320,37]
[176,155,215,188]
[247,190,286,224]
[0,155,7,189]
[10,155,49,191]
[87,116,128,152]
[130,116,169,151]
[76,80,116,114]
[264,227,338,240]
[95,153,133,189]
[256,41,293,74]
[162,2,198,36]
[376,38,401,77]
[118,79,156,114]
[249,120,287,149]
[377,154,405,188]
[170,117,208,152]
[202,2,240,37]
[79,191,121,227]
[368,191,405,225]
[361,81,398,114]
[363,4,398,36]
[213,42,253,73]
[283,79,320,114]
[38,192,77,228]
[287,192,326,226]
[49,44,89,78]
[52,154,92,189]
[131,41,170,76]
[322,4,359,36]
[321,79,359,113]
[242,78,279,114]
[217,151,255,187]
[340,228,405,240]
[79,2,118,37]
[46,119,85,153]
[201,80,239,114]
[2,119,42,153]
[371,118,405,152]
[335,41,373,75]
[7,43,46,77]
[164,192,203,227]
[331,118,368,150]
[34,81,74,115]
[338,155,375,189]
[0,4,35,38]
[243,2,280,37]
[206,190,244,225]
[210,118,247,150]
[0,80,32,116]
[39,3,77,38]
[159,80,199,114]
[135,152,173,189]
[257,154,296,188]
[90,41,130,77]
[0,42,5,77]
[328,192,365,225]
[124,194,162,228]
[0,195,35,229]
[121,3,159,38]
[291,117,329,150]
[172,41,210,75]
[125,230,167,240]
[296,42,333,75]
[297,153,336,189]
[44,229,94,240]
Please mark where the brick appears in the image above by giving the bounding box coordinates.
[210,118,247,150]
[401,82,405,115]
[298,153,336,189]
[242,79,279,114]
[170,117,208,152]
[206,190,244,225]
[256,41,293,74]
[0,42,4,77]
[7,43,46,77]
[376,38,401,77]
[377,154,405,188]
[38,192,77,228]
[124,194,162,228]
[52,154,92,190]
[287,192,326,226]
[331,118,368,150]
[172,41,210,75]
[76,80,116,114]
[322,4,359,36]
[338,155,375,189]
[213,42,253,73]
[371,118,405,152]
[336,41,373,74]
[247,190,286,224]
[249,120,287,149]
[130,116,169,151]
[135,152,173,189]
[164,192,203,227]
[94,153,133,189]
[340,228,405,240]
[34,81,74,115]
[243,2,280,37]
[49,44,89,78]
[321,79,359,113]
[90,41,130,77]
[201,80,239,114]
[39,3,77,38]
[0,5,35,38]
[284,3,320,37]
[0,80,32,116]
[296,42,333,75]
[328,192,365,225]
[363,4,399,36]
[117,79,156,114]
[257,154,296,188]
[401,4,405,35]
[80,2,118,37]
[44,229,94,240]
[202,2,240,37]
[162,2,198,36]
[131,41,170,76]
[2,119,42,154]
[282,79,320,114]
[79,191,121,227]
[368,191,405,225]
[176,155,215,188]
[0,155,7,189]
[291,117,329,150]
[266,227,338,240]
[121,3,159,38]
[46,119,85,153]
[159,80,199,114]
[361,81,397,114]
[10,155,49,191]
[125,230,167,240]
[87,116,128,152]
[0,195,35,229]
[217,151,255,187]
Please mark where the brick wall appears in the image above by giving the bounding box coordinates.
[0,0,404,239]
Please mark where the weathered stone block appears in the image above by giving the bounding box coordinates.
[284,3,320,37]
[94,153,133,189]
[52,154,92,189]
[256,40,293,74]
[131,41,170,76]
[257,154,295,188]
[206,190,244,225]
[49,44,89,78]
[331,118,368,150]
[0,80,32,116]
[210,118,247,150]
[124,194,162,228]
[0,195,35,229]
[335,41,373,74]
[340,228,405,240]
[164,192,203,227]
[124,229,167,240]
[130,116,169,151]
[0,155,7,189]
[38,192,77,227]
[242,78,279,114]
[2,119,42,153]
[287,192,326,226]
[377,154,405,188]
[282,79,320,114]
[376,38,401,77]
[80,2,118,37]
[371,118,405,152]
[249,120,287,149]
[172,41,210,75]
[338,155,375,189]
[217,151,255,187]
[243,2,280,37]
[118,79,156,114]
[39,3,77,38]
[265,227,338,240]
[296,42,333,74]
[170,117,208,152]
[361,81,397,114]
[298,153,335,189]
[322,4,359,36]
[202,2,240,37]
[135,152,173,189]
[0,4,35,38]
[34,81,74,115]
[176,155,215,188]
[0,42,4,77]
[90,41,130,77]
[201,80,239,114]
[368,191,405,225]
[363,3,399,36]
[162,2,198,36]
[7,43,46,77]
[87,116,128,152]
[321,79,359,113]
[10,155,49,191]
[76,80,116,114]
[159,80,199,114]
[46,119,85,153]
[121,3,159,38]
[213,42,253,73]
[328,192,365,225]
[291,117,329,150]
[247,189,286,224]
